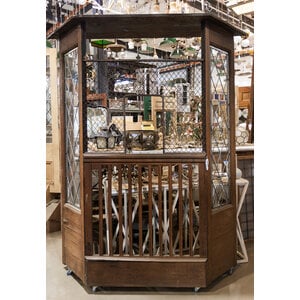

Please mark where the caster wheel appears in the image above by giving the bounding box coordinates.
[228,267,234,275]
[92,286,98,292]
[66,269,73,276]
[194,287,201,292]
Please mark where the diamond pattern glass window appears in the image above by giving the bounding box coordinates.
[85,58,203,154]
[210,46,231,208]
[46,55,52,143]
[64,48,80,208]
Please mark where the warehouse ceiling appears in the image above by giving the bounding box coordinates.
[46,0,254,33]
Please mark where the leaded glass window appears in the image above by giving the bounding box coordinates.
[210,46,230,208]
[64,47,80,208]
[85,58,203,154]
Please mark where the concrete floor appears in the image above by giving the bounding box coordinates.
[46,231,254,300]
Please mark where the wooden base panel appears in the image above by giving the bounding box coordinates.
[85,257,208,288]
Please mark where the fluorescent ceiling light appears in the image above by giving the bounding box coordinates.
[225,0,239,6]
[231,2,254,15]
[62,4,74,11]
[225,0,254,15]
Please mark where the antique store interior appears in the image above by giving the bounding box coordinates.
[45,1,254,299]
[4,1,300,299]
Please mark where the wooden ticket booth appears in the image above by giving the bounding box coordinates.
[48,13,244,291]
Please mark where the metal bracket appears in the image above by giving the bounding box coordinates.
[205,158,209,171]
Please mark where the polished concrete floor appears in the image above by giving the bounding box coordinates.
[46,231,254,300]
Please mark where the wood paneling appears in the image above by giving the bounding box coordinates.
[207,206,236,283]
[65,250,84,281]
[62,205,84,282]
[238,86,251,109]
[85,257,207,287]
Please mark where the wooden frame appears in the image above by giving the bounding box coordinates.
[48,13,244,290]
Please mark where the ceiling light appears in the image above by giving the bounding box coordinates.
[159,38,177,50]
[232,2,254,15]
[91,39,114,48]
[226,0,254,15]
[140,40,148,52]
[128,39,135,50]
[109,39,126,53]
[139,46,154,55]
[184,47,197,57]
[153,48,159,59]
[170,47,185,59]
[241,39,249,48]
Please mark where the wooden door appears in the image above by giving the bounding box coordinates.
[60,36,85,283]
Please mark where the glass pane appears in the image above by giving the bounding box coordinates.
[85,52,203,154]
[210,46,230,208]
[46,55,52,143]
[64,47,80,208]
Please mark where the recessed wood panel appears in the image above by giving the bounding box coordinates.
[86,258,207,288]
[238,86,251,108]
[62,205,84,282]
[207,206,236,283]
[46,161,53,183]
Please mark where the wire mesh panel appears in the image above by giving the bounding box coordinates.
[210,46,231,208]
[86,160,202,257]
[84,59,203,154]
[64,47,80,208]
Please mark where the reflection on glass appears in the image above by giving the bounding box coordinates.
[210,46,230,208]
[85,57,203,154]
[64,47,80,208]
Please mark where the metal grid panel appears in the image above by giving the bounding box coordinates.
[65,48,80,208]
[85,59,203,154]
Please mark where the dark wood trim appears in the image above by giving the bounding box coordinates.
[59,25,81,55]
[199,162,208,257]
[59,41,67,265]
[83,153,207,164]
[83,163,93,256]
[236,150,254,160]
[48,13,245,40]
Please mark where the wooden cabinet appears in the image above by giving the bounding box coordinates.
[238,86,251,109]
[236,86,253,143]
[48,13,244,290]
